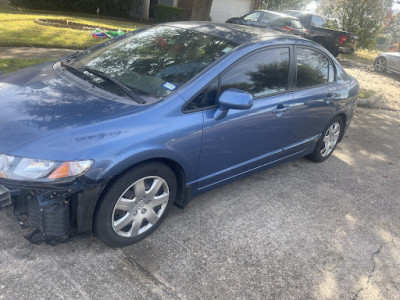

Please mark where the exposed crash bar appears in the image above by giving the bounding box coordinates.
[0,185,11,209]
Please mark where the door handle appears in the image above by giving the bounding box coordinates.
[272,104,291,114]
[324,93,336,104]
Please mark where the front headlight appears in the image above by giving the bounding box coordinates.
[0,153,93,182]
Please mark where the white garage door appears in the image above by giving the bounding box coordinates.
[210,0,252,23]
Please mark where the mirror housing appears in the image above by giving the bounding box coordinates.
[214,89,253,120]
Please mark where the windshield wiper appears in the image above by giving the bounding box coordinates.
[61,61,107,90]
[83,67,146,104]
[61,61,86,77]
[61,62,146,104]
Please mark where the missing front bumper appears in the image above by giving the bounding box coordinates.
[0,185,11,209]
[27,191,71,237]
[1,178,107,245]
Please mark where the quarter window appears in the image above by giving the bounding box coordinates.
[184,79,218,111]
[296,48,334,88]
[221,48,290,98]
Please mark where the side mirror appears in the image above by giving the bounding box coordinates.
[214,88,253,120]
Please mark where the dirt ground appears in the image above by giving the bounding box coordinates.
[339,58,400,111]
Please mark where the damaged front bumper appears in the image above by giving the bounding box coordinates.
[0,177,107,244]
[0,185,12,209]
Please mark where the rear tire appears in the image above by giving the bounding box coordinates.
[94,162,177,247]
[307,117,343,162]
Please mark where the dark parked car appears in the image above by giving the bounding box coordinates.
[0,22,359,247]
[283,10,358,57]
[226,10,307,37]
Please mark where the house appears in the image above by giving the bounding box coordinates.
[130,0,262,22]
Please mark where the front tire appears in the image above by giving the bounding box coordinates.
[307,117,343,162]
[94,162,177,247]
[374,57,386,72]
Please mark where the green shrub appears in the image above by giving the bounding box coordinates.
[154,4,184,23]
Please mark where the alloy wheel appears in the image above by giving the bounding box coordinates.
[111,176,169,238]
[320,122,341,157]
[374,58,386,72]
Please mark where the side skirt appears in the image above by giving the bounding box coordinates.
[191,148,311,197]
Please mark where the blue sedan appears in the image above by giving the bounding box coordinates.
[0,22,358,247]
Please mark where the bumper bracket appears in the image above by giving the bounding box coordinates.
[0,185,11,209]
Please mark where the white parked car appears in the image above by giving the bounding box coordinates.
[374,52,400,74]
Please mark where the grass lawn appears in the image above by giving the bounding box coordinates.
[339,49,379,65]
[0,57,52,74]
[0,5,145,49]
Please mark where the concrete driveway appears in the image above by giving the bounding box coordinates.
[0,107,399,300]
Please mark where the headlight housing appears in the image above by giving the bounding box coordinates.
[0,153,93,182]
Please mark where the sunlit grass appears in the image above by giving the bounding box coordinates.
[356,49,380,60]
[359,88,377,99]
[339,49,378,65]
[0,57,52,74]
[0,5,145,49]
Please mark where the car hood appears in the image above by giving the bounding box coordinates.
[382,52,400,57]
[0,62,146,158]
[225,17,243,24]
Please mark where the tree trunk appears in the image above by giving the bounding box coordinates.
[190,0,213,21]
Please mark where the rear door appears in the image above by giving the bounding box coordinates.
[284,47,342,153]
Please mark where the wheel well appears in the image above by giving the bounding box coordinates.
[91,158,187,230]
[151,158,187,207]
[336,113,347,142]
[337,113,346,125]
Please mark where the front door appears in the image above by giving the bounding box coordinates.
[197,47,295,190]
[388,53,400,71]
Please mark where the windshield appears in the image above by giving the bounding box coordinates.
[244,11,262,21]
[70,25,237,100]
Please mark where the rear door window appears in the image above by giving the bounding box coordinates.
[296,48,335,88]
[260,12,277,23]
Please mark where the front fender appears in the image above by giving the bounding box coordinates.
[87,147,195,183]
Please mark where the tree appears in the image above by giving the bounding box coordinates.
[319,0,393,48]
[191,0,213,21]
[260,0,312,10]
[384,11,400,43]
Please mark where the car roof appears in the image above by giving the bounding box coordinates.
[165,21,296,45]
[283,10,313,17]
[253,10,300,20]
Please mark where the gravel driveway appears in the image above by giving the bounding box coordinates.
[1,63,399,300]
[340,58,400,111]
